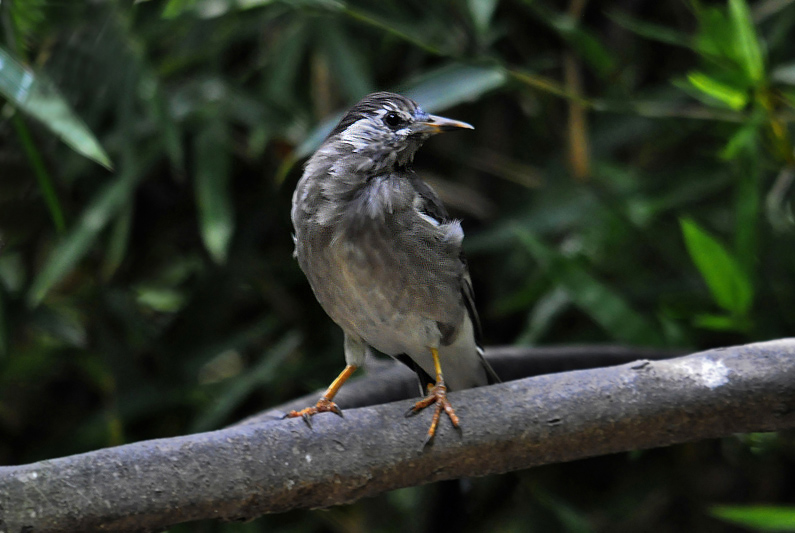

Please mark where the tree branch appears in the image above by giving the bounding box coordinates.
[239,344,685,425]
[1,339,793,532]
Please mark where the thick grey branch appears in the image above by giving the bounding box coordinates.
[240,344,685,424]
[1,340,793,533]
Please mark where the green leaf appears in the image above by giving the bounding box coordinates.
[26,151,156,307]
[526,3,615,78]
[711,505,795,532]
[518,287,570,345]
[515,227,664,345]
[319,21,375,101]
[102,203,133,280]
[607,10,693,48]
[728,0,766,84]
[12,113,65,233]
[693,6,736,60]
[162,0,202,18]
[265,20,309,103]
[679,218,753,316]
[195,119,235,264]
[191,332,301,432]
[685,71,749,110]
[721,118,761,160]
[468,0,498,35]
[0,47,112,169]
[402,63,507,111]
[693,313,750,332]
[0,286,7,358]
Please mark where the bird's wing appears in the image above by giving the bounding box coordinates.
[410,174,452,225]
[411,174,501,386]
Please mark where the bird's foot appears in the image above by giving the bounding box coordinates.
[405,382,460,447]
[283,397,343,428]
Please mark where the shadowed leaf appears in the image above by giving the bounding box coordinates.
[195,119,235,264]
[515,227,664,346]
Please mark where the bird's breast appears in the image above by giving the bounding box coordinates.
[296,209,465,356]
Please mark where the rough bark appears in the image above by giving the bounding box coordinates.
[239,344,685,425]
[0,339,793,533]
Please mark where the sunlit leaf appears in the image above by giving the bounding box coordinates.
[515,227,664,345]
[402,63,507,111]
[728,0,765,84]
[0,47,112,169]
[679,218,753,316]
[195,119,235,264]
[684,71,748,110]
[711,505,795,532]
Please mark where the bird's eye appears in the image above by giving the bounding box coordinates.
[383,111,404,128]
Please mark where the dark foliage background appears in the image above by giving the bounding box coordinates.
[1,0,794,531]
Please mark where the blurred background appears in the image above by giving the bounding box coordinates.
[1,0,794,531]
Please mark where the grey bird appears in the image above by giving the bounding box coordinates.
[288,91,499,443]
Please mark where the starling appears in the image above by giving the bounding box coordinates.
[288,92,499,444]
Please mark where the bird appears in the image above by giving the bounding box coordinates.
[287,91,499,444]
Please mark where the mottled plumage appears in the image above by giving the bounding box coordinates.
[289,92,498,441]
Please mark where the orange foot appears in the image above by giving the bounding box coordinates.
[405,382,460,446]
[283,397,343,427]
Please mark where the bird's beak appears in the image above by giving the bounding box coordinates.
[413,114,474,135]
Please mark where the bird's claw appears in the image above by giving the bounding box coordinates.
[283,397,344,427]
[406,383,460,446]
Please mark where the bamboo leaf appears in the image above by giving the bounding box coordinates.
[684,71,749,110]
[195,119,235,264]
[679,218,753,316]
[728,0,765,84]
[26,152,155,307]
[711,505,795,532]
[0,47,112,169]
[607,11,693,48]
[467,0,498,35]
[191,332,301,432]
[515,227,664,345]
[319,21,374,101]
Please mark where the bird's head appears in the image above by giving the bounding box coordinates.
[321,92,473,174]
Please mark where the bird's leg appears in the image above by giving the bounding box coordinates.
[283,364,358,427]
[405,348,460,445]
